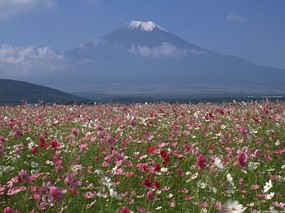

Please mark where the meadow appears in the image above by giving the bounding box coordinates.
[0,101,284,212]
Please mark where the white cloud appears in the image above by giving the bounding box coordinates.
[0,0,56,20]
[226,13,245,22]
[190,49,207,55]
[0,44,68,77]
[128,42,187,58]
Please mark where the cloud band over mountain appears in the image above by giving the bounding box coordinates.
[128,43,188,58]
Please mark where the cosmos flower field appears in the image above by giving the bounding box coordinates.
[0,101,284,212]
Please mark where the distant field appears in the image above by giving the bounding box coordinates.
[0,102,284,212]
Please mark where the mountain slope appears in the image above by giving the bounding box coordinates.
[61,21,285,96]
[0,79,87,104]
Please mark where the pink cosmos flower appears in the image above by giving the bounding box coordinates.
[18,169,31,183]
[0,136,4,143]
[272,202,285,209]
[196,154,207,169]
[72,128,80,136]
[79,143,89,153]
[136,207,151,213]
[146,191,154,202]
[120,207,131,213]
[130,119,136,127]
[136,163,149,172]
[8,119,16,128]
[176,168,184,176]
[169,200,176,208]
[84,191,96,199]
[213,201,223,210]
[4,206,21,213]
[13,130,23,138]
[53,150,62,165]
[238,151,248,168]
[251,184,260,190]
[185,195,194,201]
[49,186,67,202]
[64,173,81,189]
[21,99,27,105]
[125,172,135,177]
[239,127,248,136]
[0,184,6,195]
[180,188,189,194]
[252,149,260,157]
[7,186,26,196]
[7,177,19,188]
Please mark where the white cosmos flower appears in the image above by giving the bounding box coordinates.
[226,173,234,186]
[263,180,273,193]
[109,188,122,200]
[265,192,275,200]
[214,157,224,171]
[223,199,244,213]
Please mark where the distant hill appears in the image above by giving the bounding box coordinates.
[0,79,87,104]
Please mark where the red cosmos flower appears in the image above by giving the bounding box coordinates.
[160,150,170,165]
[31,147,37,154]
[154,163,161,172]
[71,188,79,194]
[51,141,60,148]
[39,136,49,149]
[146,147,156,153]
[196,154,207,169]
[120,207,131,213]
[154,181,160,189]
[143,178,153,188]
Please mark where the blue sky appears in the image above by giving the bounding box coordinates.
[1,0,285,70]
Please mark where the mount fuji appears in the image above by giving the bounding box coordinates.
[52,21,285,97]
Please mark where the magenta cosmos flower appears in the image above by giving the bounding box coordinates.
[196,154,207,169]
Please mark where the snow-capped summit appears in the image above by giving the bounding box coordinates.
[124,21,167,32]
